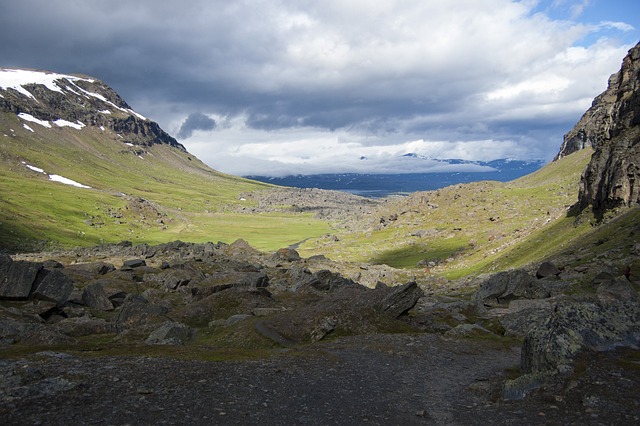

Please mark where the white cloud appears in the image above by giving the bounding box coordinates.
[1,0,637,176]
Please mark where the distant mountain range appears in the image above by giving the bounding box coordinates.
[245,158,545,197]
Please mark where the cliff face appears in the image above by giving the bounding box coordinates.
[0,68,184,150]
[557,42,640,215]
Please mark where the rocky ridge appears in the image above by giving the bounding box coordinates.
[0,68,183,150]
[556,42,640,215]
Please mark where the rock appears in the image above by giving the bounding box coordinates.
[271,248,301,263]
[502,373,550,401]
[499,299,554,337]
[195,271,269,296]
[81,282,114,311]
[145,321,194,345]
[536,261,560,279]
[522,299,640,374]
[474,270,549,307]
[379,281,423,318]
[121,259,146,269]
[0,257,42,300]
[596,277,639,303]
[147,268,197,290]
[310,316,338,342]
[304,269,354,292]
[32,269,74,305]
[114,295,169,331]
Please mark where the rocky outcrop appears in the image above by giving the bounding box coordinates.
[0,68,184,150]
[0,240,422,347]
[556,42,640,215]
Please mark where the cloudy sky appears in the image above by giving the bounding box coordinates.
[1,0,638,176]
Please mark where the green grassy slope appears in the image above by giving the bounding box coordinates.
[0,112,331,252]
[298,148,596,278]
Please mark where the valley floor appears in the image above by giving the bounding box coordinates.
[2,333,638,425]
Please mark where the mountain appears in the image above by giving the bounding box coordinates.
[246,158,544,197]
[556,41,640,216]
[0,69,183,150]
[0,68,331,252]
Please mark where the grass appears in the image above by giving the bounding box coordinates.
[0,112,331,253]
[298,148,595,278]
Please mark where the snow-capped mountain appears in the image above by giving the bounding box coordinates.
[0,68,183,150]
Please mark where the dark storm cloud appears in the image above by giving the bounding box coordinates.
[0,0,637,175]
[177,113,217,139]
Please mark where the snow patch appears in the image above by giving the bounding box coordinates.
[0,69,92,100]
[54,119,85,130]
[125,142,134,146]
[21,161,91,188]
[22,162,45,174]
[18,113,51,128]
[23,124,34,132]
[99,109,111,114]
[48,174,92,189]
[100,126,106,131]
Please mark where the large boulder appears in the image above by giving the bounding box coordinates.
[32,269,74,305]
[81,282,114,311]
[522,299,640,374]
[114,295,169,331]
[379,281,423,318]
[0,257,42,300]
[474,270,549,307]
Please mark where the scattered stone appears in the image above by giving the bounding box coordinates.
[310,316,338,342]
[379,281,423,318]
[32,269,74,305]
[536,261,560,279]
[0,258,42,300]
[81,282,114,311]
[121,259,146,269]
[475,270,548,307]
[522,300,640,374]
[145,321,194,345]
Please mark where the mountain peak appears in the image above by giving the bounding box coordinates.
[0,68,184,151]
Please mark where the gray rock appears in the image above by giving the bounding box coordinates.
[303,269,354,292]
[310,316,338,342]
[536,261,560,279]
[596,277,639,303]
[115,295,169,331]
[380,281,423,318]
[522,299,640,374]
[0,258,42,300]
[81,282,114,311]
[147,268,196,290]
[122,259,146,269]
[145,321,194,345]
[475,270,549,307]
[32,269,74,305]
[499,299,554,337]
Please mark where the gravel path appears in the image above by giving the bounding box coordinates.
[2,333,639,425]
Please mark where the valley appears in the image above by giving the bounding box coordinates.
[1,40,640,425]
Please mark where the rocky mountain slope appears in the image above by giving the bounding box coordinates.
[0,69,182,150]
[556,42,640,216]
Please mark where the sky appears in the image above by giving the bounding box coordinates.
[1,0,639,176]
